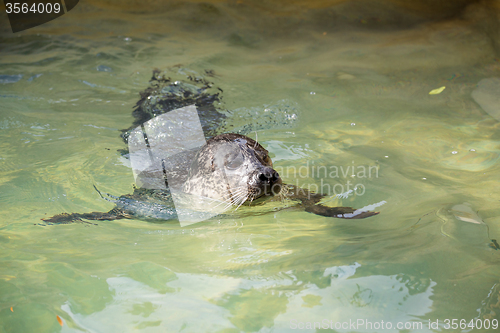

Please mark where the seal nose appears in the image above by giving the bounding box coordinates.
[258,168,280,183]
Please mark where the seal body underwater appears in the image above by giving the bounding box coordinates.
[43,70,378,224]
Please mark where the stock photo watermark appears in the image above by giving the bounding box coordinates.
[290,318,499,331]
[275,160,380,198]
[4,0,79,33]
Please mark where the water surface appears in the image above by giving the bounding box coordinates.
[1,1,500,332]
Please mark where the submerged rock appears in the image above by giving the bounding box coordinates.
[471,78,500,121]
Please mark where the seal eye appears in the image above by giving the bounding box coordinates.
[225,151,244,170]
[261,154,272,166]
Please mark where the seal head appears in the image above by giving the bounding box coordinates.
[182,133,282,208]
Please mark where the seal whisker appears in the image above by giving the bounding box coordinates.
[229,191,246,204]
[219,190,248,211]
[206,199,234,214]
[234,194,249,211]
[191,194,237,213]
[228,187,249,211]
[207,197,236,211]
[228,186,250,205]
[229,188,249,199]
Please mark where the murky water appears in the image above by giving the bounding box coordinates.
[1,1,500,332]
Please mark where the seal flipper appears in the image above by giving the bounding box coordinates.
[283,184,379,219]
[42,209,128,224]
[305,204,379,219]
[41,186,133,224]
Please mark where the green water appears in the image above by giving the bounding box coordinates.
[1,1,500,332]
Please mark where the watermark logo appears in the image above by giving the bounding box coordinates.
[127,105,219,227]
[4,0,79,33]
[275,160,379,198]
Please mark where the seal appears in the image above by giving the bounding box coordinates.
[43,70,378,224]
[43,132,377,223]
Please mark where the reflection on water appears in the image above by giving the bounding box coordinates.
[1,0,500,332]
[59,264,436,332]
